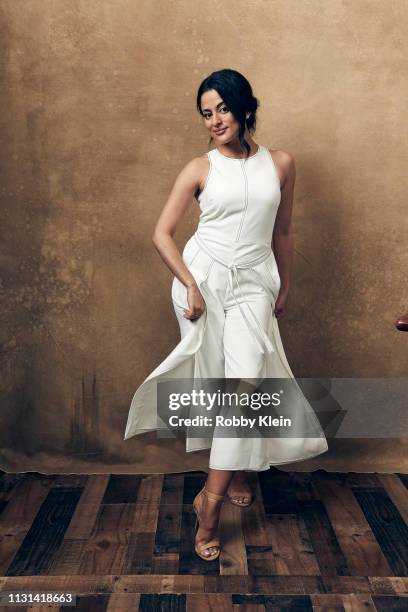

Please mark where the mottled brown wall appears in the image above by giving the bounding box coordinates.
[1,1,407,473]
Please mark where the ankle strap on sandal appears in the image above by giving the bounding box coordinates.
[203,486,224,502]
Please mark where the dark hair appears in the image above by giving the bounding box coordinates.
[196,68,260,158]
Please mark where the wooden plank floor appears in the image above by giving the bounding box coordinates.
[0,469,407,611]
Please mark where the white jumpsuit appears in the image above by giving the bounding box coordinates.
[124,144,328,471]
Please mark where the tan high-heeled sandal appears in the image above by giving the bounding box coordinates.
[193,486,224,561]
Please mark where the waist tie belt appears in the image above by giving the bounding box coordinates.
[193,232,275,355]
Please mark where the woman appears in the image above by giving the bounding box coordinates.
[124,69,328,561]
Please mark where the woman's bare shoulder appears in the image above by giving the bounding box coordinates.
[171,154,210,201]
[268,148,295,166]
[268,148,296,186]
[175,154,208,183]
[182,153,209,172]
[193,152,211,167]
[188,153,211,193]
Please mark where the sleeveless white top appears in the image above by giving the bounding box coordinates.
[194,144,281,267]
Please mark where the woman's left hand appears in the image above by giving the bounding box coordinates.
[274,290,288,319]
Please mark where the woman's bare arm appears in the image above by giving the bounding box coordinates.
[271,150,296,312]
[152,155,209,319]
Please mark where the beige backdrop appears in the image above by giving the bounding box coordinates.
[1,0,407,475]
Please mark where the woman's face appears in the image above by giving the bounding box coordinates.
[200,89,240,144]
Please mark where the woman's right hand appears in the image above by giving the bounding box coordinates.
[183,283,206,320]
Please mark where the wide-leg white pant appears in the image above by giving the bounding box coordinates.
[173,250,283,471]
[124,232,328,468]
[170,237,328,471]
